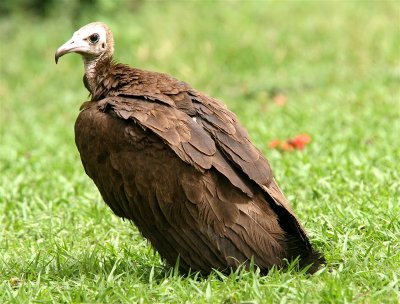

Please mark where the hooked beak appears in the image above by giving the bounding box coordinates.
[55,37,89,64]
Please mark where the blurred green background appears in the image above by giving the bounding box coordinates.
[1,1,399,303]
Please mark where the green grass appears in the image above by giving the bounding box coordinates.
[1,1,400,303]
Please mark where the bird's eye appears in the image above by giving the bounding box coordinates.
[89,33,100,44]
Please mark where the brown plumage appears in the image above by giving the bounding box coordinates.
[55,22,324,275]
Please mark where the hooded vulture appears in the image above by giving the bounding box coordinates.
[55,22,324,275]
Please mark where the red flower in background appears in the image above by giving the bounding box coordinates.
[273,93,287,106]
[268,134,311,152]
[288,134,311,150]
[268,139,281,149]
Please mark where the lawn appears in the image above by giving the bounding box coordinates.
[1,1,399,303]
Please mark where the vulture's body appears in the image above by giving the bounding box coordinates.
[56,22,324,275]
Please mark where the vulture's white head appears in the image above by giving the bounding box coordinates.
[55,22,114,68]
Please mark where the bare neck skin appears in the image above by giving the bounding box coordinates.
[83,53,112,96]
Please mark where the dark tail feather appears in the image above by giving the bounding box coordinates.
[283,234,325,274]
[298,249,325,274]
